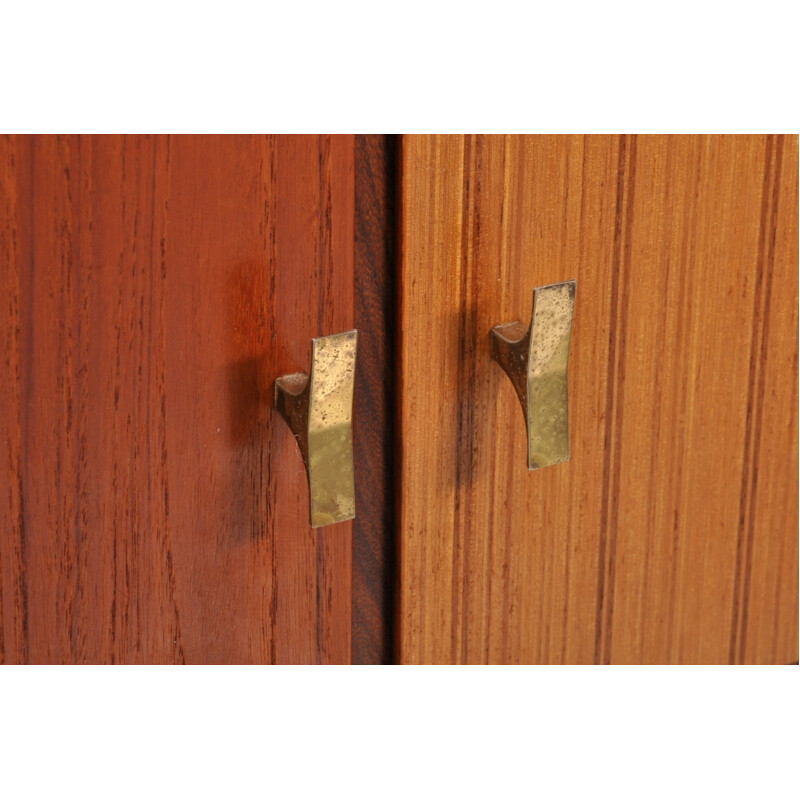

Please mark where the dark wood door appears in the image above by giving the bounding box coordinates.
[1,135,357,663]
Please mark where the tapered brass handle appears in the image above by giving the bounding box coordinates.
[274,330,357,528]
[490,281,576,470]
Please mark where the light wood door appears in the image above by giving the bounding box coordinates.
[398,134,798,664]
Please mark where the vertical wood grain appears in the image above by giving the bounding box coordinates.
[734,136,799,665]
[398,134,798,664]
[353,135,397,664]
[0,134,354,664]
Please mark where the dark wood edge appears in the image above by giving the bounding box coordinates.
[352,135,398,664]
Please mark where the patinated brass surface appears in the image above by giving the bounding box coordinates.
[491,281,576,470]
[274,330,357,528]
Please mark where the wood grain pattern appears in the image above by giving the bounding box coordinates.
[733,136,799,664]
[398,134,798,664]
[0,134,355,664]
[353,134,397,664]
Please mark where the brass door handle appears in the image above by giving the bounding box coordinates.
[274,330,357,528]
[490,281,576,470]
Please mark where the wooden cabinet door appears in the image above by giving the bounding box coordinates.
[1,135,355,664]
[398,134,798,664]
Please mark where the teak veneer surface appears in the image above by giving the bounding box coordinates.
[398,134,798,664]
[1,134,354,664]
[353,135,397,664]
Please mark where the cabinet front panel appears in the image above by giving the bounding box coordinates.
[0,135,354,664]
[398,134,798,664]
